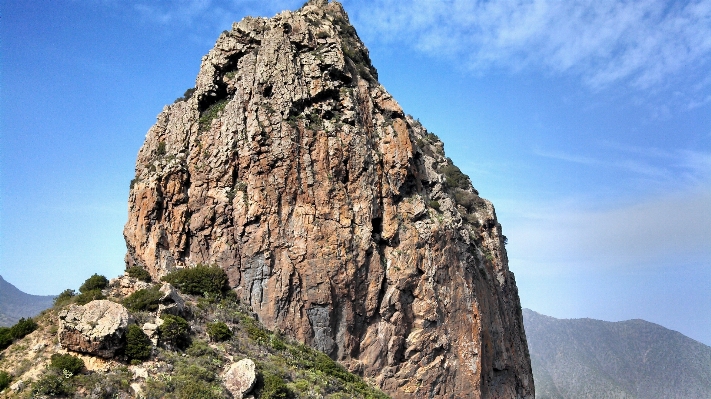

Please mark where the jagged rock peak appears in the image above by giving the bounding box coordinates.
[124,1,534,398]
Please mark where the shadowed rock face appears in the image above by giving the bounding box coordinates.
[123,1,534,397]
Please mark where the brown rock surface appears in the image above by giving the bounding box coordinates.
[58,300,132,358]
[123,1,534,397]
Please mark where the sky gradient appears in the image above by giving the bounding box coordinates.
[1,0,710,345]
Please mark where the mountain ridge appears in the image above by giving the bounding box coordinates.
[523,308,711,399]
[0,276,55,328]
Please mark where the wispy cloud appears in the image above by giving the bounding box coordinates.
[533,144,711,186]
[132,0,302,30]
[504,186,711,272]
[348,0,711,91]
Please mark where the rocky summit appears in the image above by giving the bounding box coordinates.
[123,1,534,397]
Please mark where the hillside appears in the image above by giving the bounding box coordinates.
[0,269,390,398]
[0,276,54,328]
[523,309,711,399]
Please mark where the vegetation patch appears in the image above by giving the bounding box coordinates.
[199,98,230,132]
[159,314,191,349]
[54,289,77,307]
[0,317,38,351]
[206,321,232,342]
[123,286,163,312]
[79,274,109,293]
[50,353,85,375]
[174,87,196,103]
[126,324,153,362]
[441,160,470,190]
[162,264,229,298]
[126,266,152,282]
[0,370,11,391]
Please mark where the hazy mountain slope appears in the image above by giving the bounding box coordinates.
[0,275,54,327]
[523,308,711,399]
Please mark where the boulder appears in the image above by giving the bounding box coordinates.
[157,283,185,316]
[58,300,132,358]
[223,359,257,398]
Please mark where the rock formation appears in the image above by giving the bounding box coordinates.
[58,300,132,358]
[223,358,257,398]
[123,0,534,397]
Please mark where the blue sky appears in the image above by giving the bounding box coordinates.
[1,0,709,345]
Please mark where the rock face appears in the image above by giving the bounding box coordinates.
[123,0,534,397]
[58,300,132,358]
[223,359,257,398]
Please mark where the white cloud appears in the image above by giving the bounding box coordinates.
[533,144,711,187]
[504,186,711,272]
[348,0,711,90]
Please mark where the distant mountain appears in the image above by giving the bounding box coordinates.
[0,275,55,327]
[523,309,711,399]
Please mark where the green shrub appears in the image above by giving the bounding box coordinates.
[199,99,229,131]
[428,200,440,210]
[126,266,152,282]
[0,370,11,391]
[270,334,286,351]
[206,322,232,342]
[162,264,229,297]
[174,87,196,103]
[156,141,167,156]
[54,289,76,307]
[79,274,109,293]
[75,289,106,305]
[441,160,470,190]
[10,317,37,340]
[159,314,190,349]
[0,328,11,351]
[50,353,85,375]
[185,340,216,358]
[123,286,162,312]
[32,370,73,396]
[256,371,291,399]
[126,325,153,361]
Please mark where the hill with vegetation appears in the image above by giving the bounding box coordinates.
[0,268,390,398]
[524,309,711,399]
[0,276,54,328]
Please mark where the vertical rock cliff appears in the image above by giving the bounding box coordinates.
[123,1,534,397]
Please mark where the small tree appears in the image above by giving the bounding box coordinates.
[50,353,84,375]
[162,264,229,297]
[74,289,105,305]
[0,370,11,391]
[126,325,152,361]
[159,314,190,349]
[79,274,109,293]
[206,322,232,342]
[53,289,76,307]
[126,266,152,282]
[9,318,37,340]
[123,287,162,312]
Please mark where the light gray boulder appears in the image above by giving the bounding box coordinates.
[58,300,132,358]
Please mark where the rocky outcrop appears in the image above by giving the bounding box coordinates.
[157,283,185,316]
[58,300,132,358]
[223,358,257,398]
[123,0,534,397]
